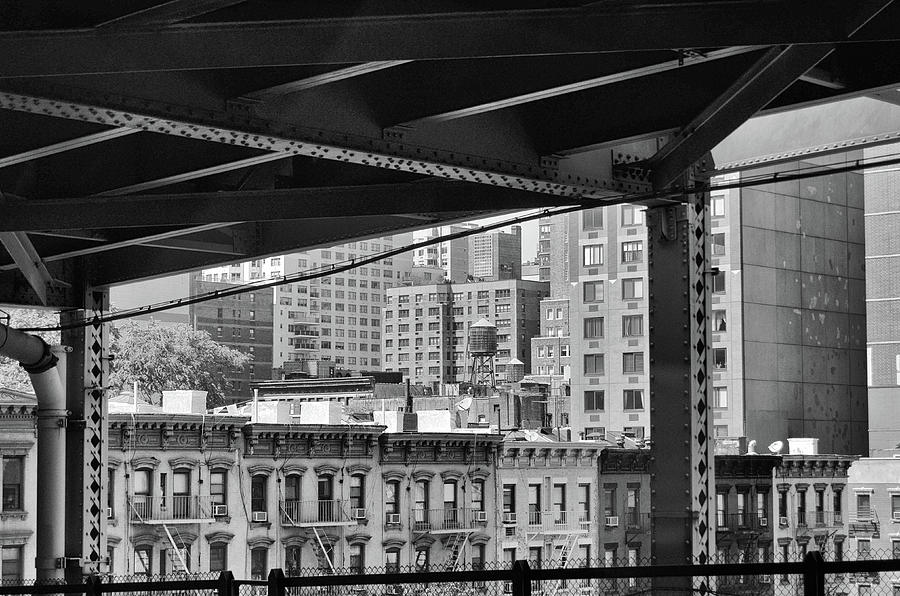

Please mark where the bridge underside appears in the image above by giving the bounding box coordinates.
[0,0,898,306]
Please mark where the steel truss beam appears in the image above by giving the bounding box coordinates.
[238,61,412,103]
[0,89,645,198]
[0,128,139,170]
[0,231,55,304]
[647,0,893,189]
[95,0,247,28]
[0,181,555,231]
[391,47,757,128]
[0,2,888,77]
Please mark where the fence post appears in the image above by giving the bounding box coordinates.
[218,570,236,596]
[268,568,286,596]
[803,550,826,596]
[85,573,102,596]
[512,560,532,596]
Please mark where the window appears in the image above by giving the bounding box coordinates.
[584,317,604,339]
[503,484,516,513]
[582,244,603,266]
[621,241,643,263]
[349,544,365,574]
[472,544,486,571]
[584,427,605,440]
[350,475,365,510]
[583,281,603,303]
[1,547,22,582]
[714,387,727,408]
[622,315,643,337]
[713,310,727,331]
[622,204,645,226]
[711,233,726,256]
[584,354,604,375]
[717,492,727,528]
[582,207,603,230]
[858,539,871,561]
[623,352,644,374]
[285,545,302,576]
[626,487,640,527]
[209,544,227,573]
[173,469,191,518]
[624,389,644,410]
[858,493,872,519]
[584,391,604,412]
[578,484,590,522]
[386,548,401,574]
[415,480,430,525]
[251,475,267,514]
[134,547,152,577]
[603,485,617,517]
[472,479,485,511]
[622,278,643,300]
[2,456,23,511]
[251,547,268,580]
[385,480,400,514]
[552,484,567,523]
[714,425,729,437]
[711,271,725,293]
[528,484,542,524]
[415,548,430,572]
[713,348,727,370]
[710,195,726,217]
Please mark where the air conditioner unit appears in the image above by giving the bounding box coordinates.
[605,516,619,527]
[252,511,268,523]
[475,511,488,522]
[213,504,229,517]
[502,512,517,524]
[352,507,367,520]
[386,513,401,525]
[759,575,772,584]
[893,512,900,522]
[106,507,113,519]
[778,516,789,526]
[759,517,768,527]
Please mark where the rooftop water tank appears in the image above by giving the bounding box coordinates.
[468,318,498,355]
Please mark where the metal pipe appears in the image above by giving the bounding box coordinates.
[0,323,67,581]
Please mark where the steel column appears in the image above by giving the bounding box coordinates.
[647,170,714,571]
[62,288,109,580]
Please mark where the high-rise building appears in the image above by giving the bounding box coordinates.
[469,226,522,282]
[412,224,475,283]
[201,234,414,376]
[382,279,548,393]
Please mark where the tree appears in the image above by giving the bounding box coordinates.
[0,308,60,393]
[109,320,249,409]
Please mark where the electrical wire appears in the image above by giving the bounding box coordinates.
[13,151,900,333]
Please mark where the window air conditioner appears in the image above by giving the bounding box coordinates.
[475,511,488,522]
[213,504,229,517]
[605,516,619,527]
[778,516,789,526]
[502,512,517,524]
[759,517,768,527]
[252,511,268,523]
[106,507,113,519]
[352,508,367,520]
[386,513,401,525]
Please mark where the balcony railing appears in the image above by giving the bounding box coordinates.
[412,507,481,532]
[715,512,773,532]
[526,510,591,533]
[128,495,215,523]
[280,499,355,526]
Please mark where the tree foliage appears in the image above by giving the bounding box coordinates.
[0,308,60,393]
[109,321,249,409]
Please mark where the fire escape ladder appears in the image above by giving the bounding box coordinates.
[312,526,336,573]
[162,524,189,572]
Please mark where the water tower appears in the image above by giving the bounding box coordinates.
[506,357,525,383]
[468,318,498,388]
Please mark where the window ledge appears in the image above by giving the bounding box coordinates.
[0,511,28,522]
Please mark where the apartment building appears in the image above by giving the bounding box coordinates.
[598,448,652,568]
[383,279,549,392]
[200,234,413,376]
[412,224,475,283]
[189,278,274,399]
[0,388,36,582]
[469,226,522,282]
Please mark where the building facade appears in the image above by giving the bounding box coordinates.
[383,280,549,392]
[469,227,522,282]
[190,278,275,400]
[0,389,36,582]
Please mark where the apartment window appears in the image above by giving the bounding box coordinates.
[472,479,485,512]
[350,475,365,510]
[623,389,644,410]
[711,233,726,256]
[623,352,644,374]
[1,547,22,582]
[858,493,872,519]
[349,544,365,574]
[714,425,728,437]
[711,271,726,293]
[528,484,542,524]
[209,544,227,573]
[583,207,603,230]
[622,204,645,226]
[251,475,267,514]
[385,480,400,514]
[713,310,727,331]
[578,484,590,522]
[622,315,643,337]
[858,539,871,561]
[250,547,268,580]
[415,548,430,572]
[584,354,604,375]
[583,281,603,303]
[714,387,727,408]
[603,485,617,517]
[582,244,603,266]
[552,484,566,523]
[621,241,643,263]
[134,547,152,577]
[386,549,401,574]
[2,456,23,511]
[713,348,727,370]
[503,484,516,513]
[415,480,430,522]
[216,326,223,338]
[626,487,640,527]
[472,544,486,571]
[717,492,727,527]
[622,278,644,299]
[584,317,604,339]
[584,390,604,412]
[710,195,726,217]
